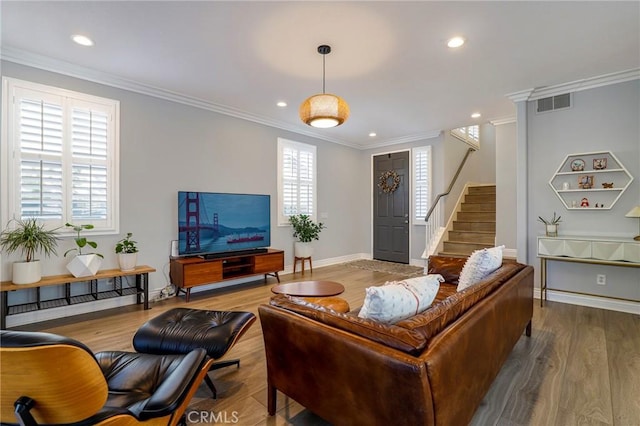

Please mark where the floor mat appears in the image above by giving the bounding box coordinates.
[342,259,424,277]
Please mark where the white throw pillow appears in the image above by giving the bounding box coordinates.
[358,274,444,324]
[457,245,505,292]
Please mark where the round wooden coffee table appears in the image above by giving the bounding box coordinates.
[271,280,345,297]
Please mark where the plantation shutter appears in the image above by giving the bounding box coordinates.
[71,106,109,220]
[277,138,317,225]
[18,95,65,219]
[4,78,119,233]
[413,146,432,223]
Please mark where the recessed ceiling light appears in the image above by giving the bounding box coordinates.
[276,101,287,107]
[471,112,481,118]
[72,34,94,47]
[447,36,465,48]
[369,132,377,137]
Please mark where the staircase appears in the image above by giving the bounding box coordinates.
[439,185,496,257]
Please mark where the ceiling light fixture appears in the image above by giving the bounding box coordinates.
[471,112,481,118]
[277,101,287,107]
[299,45,349,128]
[447,36,465,48]
[369,132,377,137]
[71,34,94,47]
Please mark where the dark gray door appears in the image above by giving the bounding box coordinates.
[373,151,410,263]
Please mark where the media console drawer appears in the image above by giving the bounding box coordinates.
[170,249,284,302]
[183,262,223,286]
[255,252,285,273]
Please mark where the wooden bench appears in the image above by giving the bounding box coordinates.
[0,265,155,329]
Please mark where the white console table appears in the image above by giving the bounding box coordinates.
[537,236,640,307]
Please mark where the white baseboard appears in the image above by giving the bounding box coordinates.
[503,248,517,259]
[534,288,639,314]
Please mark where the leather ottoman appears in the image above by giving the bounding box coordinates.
[133,307,256,398]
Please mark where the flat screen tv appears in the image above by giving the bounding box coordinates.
[177,191,270,258]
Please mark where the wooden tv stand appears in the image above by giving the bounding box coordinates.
[170,249,284,302]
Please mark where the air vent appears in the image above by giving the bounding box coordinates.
[537,93,571,113]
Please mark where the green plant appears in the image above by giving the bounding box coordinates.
[0,218,59,262]
[115,232,138,254]
[289,214,325,243]
[64,223,103,258]
[537,213,562,225]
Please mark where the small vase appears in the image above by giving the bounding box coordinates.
[12,260,42,285]
[67,254,102,278]
[118,253,138,272]
[294,241,314,258]
[545,224,558,237]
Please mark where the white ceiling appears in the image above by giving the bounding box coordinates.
[2,1,639,149]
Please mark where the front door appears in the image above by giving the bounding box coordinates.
[373,151,410,263]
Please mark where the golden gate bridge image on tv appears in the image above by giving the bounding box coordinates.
[178,192,267,254]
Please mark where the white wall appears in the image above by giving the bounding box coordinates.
[0,62,370,302]
[495,122,517,252]
[526,80,640,302]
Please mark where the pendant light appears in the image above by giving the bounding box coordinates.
[299,45,349,128]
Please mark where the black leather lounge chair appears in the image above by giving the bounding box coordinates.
[0,330,213,426]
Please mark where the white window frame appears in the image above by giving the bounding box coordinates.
[412,146,432,225]
[1,77,120,235]
[277,138,317,226]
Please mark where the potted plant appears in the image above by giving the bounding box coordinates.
[0,218,59,284]
[115,232,138,272]
[289,214,325,258]
[538,212,562,237]
[64,223,103,277]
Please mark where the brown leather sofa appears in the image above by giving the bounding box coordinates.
[259,255,534,426]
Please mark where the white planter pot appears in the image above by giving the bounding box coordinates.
[66,254,102,278]
[294,241,314,258]
[12,260,42,285]
[118,253,138,272]
[545,224,558,237]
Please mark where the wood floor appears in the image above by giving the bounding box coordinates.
[11,263,640,426]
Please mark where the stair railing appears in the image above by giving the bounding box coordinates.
[423,147,475,258]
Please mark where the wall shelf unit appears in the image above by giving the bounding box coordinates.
[549,151,633,210]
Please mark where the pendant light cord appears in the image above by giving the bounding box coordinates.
[322,53,326,94]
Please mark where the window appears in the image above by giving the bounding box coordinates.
[1,77,120,234]
[413,146,432,224]
[451,124,480,149]
[277,138,317,226]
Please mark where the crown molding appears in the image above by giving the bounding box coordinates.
[505,89,535,103]
[361,130,442,150]
[506,68,640,102]
[1,46,362,149]
[490,116,516,126]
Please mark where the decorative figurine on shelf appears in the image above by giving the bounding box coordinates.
[578,175,594,189]
[580,197,589,207]
[602,182,614,188]
[571,200,578,208]
[595,203,600,208]
[593,158,607,170]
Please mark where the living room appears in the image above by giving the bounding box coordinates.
[1,2,639,425]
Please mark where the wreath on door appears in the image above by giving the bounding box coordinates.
[378,170,401,194]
